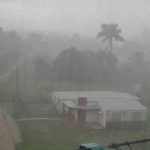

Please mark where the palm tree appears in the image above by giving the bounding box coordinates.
[96,23,124,85]
[97,23,124,54]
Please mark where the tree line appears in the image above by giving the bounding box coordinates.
[0,24,149,94]
[33,23,150,93]
[34,46,150,93]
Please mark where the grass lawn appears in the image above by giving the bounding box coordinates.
[16,118,150,150]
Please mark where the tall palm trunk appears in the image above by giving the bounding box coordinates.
[108,38,113,84]
[97,23,124,87]
[110,38,113,56]
[108,38,113,67]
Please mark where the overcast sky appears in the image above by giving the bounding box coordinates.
[0,0,150,38]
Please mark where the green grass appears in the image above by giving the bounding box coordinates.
[1,75,149,150]
[16,119,150,150]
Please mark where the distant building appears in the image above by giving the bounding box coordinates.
[52,91,147,129]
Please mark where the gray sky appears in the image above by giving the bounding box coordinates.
[0,0,150,38]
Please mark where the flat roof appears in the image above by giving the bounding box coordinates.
[63,101,99,110]
[98,99,146,111]
[52,91,140,101]
[63,100,146,111]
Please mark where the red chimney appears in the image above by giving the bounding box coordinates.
[78,97,87,106]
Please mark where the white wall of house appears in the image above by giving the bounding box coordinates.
[105,110,147,122]
[52,92,147,129]
[54,97,64,113]
[85,110,99,123]
[140,111,147,121]
[74,109,78,121]
[99,108,106,128]
[63,104,69,114]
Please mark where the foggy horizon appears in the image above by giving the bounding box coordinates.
[0,1,150,150]
[0,0,150,39]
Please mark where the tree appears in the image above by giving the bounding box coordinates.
[34,55,51,78]
[96,23,124,85]
[118,52,146,92]
[97,23,124,54]
[128,51,145,68]
[53,47,86,82]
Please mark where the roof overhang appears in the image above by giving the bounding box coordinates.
[63,101,99,110]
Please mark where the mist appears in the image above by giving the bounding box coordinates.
[0,1,150,150]
[0,0,149,38]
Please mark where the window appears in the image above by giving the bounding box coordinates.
[131,112,141,121]
[112,112,121,122]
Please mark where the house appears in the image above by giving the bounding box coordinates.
[98,99,146,129]
[52,91,147,129]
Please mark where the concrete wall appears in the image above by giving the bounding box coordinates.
[106,110,147,122]
[106,121,146,129]
[55,97,62,113]
[85,110,99,123]
[105,110,147,129]
[99,108,106,128]
[74,109,78,122]
[52,95,67,113]
[84,109,106,128]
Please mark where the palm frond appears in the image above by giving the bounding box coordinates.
[96,31,105,38]
[103,37,108,42]
[114,34,124,41]
[97,23,124,42]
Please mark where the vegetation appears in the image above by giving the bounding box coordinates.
[0,25,149,150]
[96,23,124,53]
[16,119,150,150]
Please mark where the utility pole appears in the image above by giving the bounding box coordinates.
[16,65,21,103]
[44,39,48,61]
[15,65,25,114]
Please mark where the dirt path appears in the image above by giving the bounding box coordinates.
[16,117,61,122]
